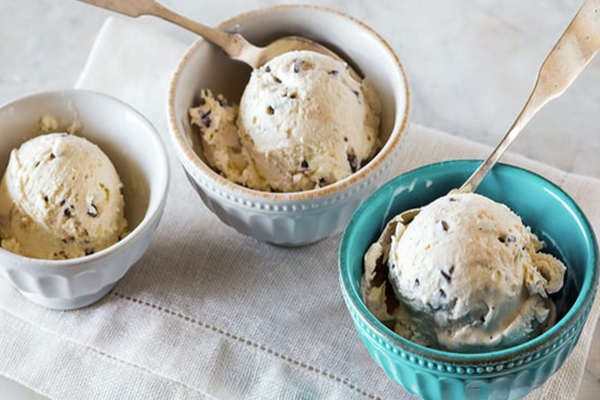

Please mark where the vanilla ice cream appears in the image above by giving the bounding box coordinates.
[189,50,381,192]
[0,133,127,259]
[189,90,268,191]
[363,193,566,352]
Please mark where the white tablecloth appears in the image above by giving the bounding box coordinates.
[0,17,598,400]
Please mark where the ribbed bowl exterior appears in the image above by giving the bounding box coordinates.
[0,201,164,310]
[343,288,594,400]
[179,144,399,246]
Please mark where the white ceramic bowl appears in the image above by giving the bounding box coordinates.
[0,90,169,309]
[168,5,409,246]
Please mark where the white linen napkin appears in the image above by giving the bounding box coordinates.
[0,16,598,400]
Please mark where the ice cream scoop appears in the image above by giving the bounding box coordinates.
[0,133,127,260]
[190,50,381,192]
[363,192,566,351]
[237,51,380,192]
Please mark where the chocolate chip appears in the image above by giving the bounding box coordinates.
[35,161,40,168]
[441,270,452,283]
[264,65,271,73]
[449,197,457,202]
[64,207,72,218]
[427,301,442,312]
[43,195,49,203]
[293,58,302,73]
[274,76,282,84]
[352,90,360,98]
[301,160,309,169]
[87,203,98,217]
[328,70,339,76]
[267,106,275,115]
[449,265,455,274]
[415,278,420,287]
[480,315,486,324]
[61,239,68,244]
[498,234,516,244]
[289,92,298,99]
[85,249,95,256]
[438,288,446,298]
[201,110,212,128]
[441,220,449,231]
[343,137,348,142]
[49,153,56,160]
[347,152,358,173]
[318,177,327,186]
[59,199,66,206]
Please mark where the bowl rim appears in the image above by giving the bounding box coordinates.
[167,4,410,201]
[0,89,170,267]
[339,159,599,363]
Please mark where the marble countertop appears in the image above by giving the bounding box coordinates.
[0,0,599,399]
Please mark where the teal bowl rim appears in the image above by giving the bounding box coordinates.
[339,159,599,365]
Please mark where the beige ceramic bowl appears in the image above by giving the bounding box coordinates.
[168,5,409,246]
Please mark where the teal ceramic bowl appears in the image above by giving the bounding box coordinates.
[339,160,598,400]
